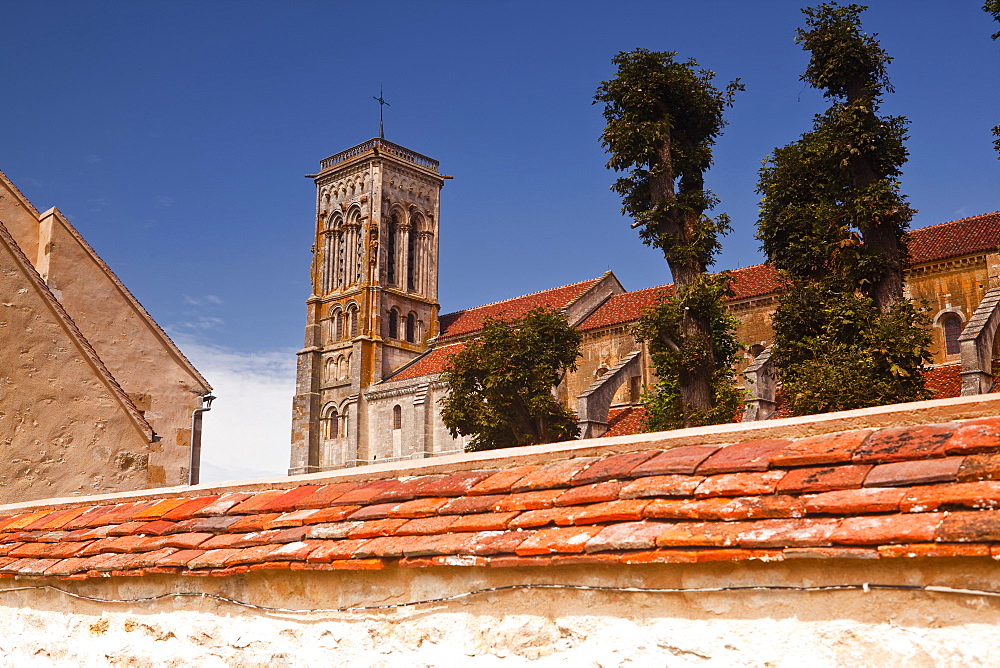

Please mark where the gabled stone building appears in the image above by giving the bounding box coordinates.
[0,170,212,501]
[290,138,1000,474]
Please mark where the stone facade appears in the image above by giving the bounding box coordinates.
[0,170,212,500]
[290,138,1000,474]
[289,139,445,474]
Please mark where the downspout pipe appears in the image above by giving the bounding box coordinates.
[188,394,216,485]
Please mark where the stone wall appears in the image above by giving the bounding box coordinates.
[2,532,999,665]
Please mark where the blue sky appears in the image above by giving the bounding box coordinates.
[3,1,997,480]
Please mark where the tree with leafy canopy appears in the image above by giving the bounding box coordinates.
[595,49,744,431]
[757,2,931,416]
[987,1,1000,155]
[440,307,582,452]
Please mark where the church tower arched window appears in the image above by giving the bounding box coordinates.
[322,406,339,440]
[348,304,359,338]
[407,218,417,292]
[388,308,399,339]
[405,312,416,343]
[386,214,398,286]
[392,405,402,430]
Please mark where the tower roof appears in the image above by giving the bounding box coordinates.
[318,138,439,173]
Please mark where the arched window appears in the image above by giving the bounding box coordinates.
[348,304,359,338]
[392,405,402,430]
[388,308,399,339]
[341,353,350,379]
[405,312,416,343]
[407,220,417,292]
[386,214,398,286]
[334,310,344,340]
[943,314,963,356]
[326,356,338,381]
[321,406,339,440]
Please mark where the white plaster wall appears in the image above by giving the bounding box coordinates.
[3,560,1000,666]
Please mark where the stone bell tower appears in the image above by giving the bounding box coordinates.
[289,138,445,474]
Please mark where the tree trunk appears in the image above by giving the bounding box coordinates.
[843,89,905,315]
[649,131,716,425]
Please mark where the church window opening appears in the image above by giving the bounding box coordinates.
[407,219,417,291]
[405,312,416,343]
[392,405,402,430]
[322,406,339,440]
[387,214,398,286]
[943,314,963,356]
[348,304,359,338]
[388,308,399,339]
[334,310,344,340]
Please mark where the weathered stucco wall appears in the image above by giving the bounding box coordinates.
[0,224,152,501]
[3,560,1000,666]
[36,208,209,486]
[0,170,210,498]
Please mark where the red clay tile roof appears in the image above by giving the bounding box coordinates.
[578,263,788,332]
[925,364,998,399]
[388,341,467,382]
[603,406,647,438]
[727,263,784,301]
[5,415,1000,578]
[579,285,669,332]
[908,211,1000,265]
[438,277,602,341]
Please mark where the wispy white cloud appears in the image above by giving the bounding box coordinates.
[174,315,225,331]
[184,295,223,306]
[154,195,175,207]
[174,338,296,483]
[85,154,102,164]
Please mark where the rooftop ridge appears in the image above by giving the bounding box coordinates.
[440,276,602,320]
[911,210,1000,231]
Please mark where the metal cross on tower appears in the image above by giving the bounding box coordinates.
[373,88,390,139]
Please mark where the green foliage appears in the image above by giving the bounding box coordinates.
[595,49,742,260]
[596,49,743,428]
[987,1,1000,154]
[986,0,1000,40]
[631,275,744,431]
[440,307,582,452]
[757,2,931,416]
[770,279,931,415]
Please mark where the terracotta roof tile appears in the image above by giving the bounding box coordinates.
[437,277,603,341]
[601,406,648,438]
[8,412,1000,578]
[907,211,1000,264]
[386,341,468,381]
